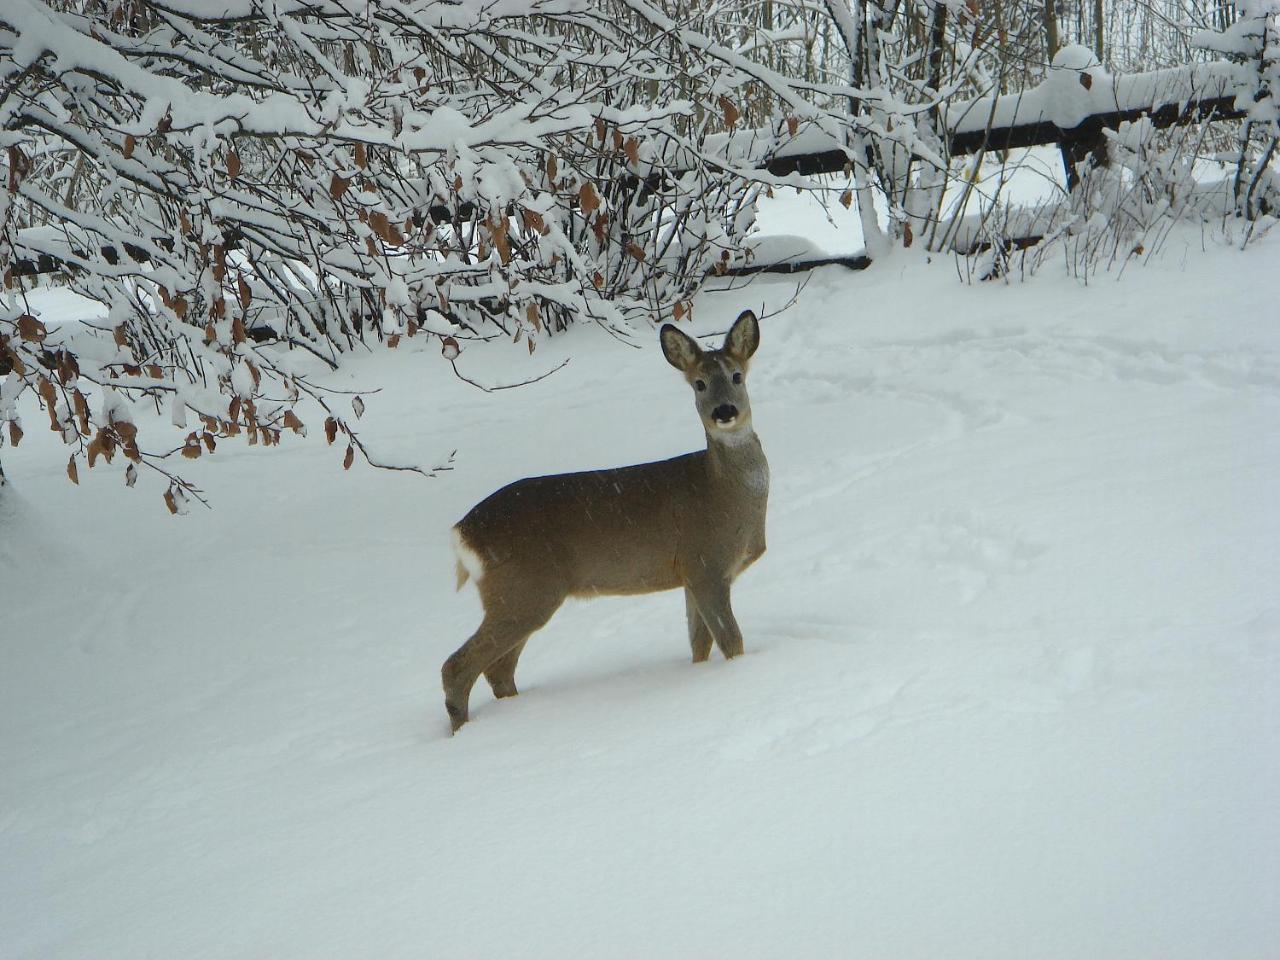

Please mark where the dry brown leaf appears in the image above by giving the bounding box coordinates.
[164,488,178,514]
[227,150,241,180]
[387,333,401,349]
[522,207,546,234]
[787,116,799,138]
[66,455,79,485]
[623,137,640,166]
[546,155,558,182]
[8,421,22,447]
[839,190,853,209]
[282,411,304,434]
[17,314,46,343]
[37,374,56,409]
[324,416,338,445]
[343,443,354,470]
[354,143,367,169]
[489,221,511,264]
[718,95,740,129]
[57,350,80,383]
[369,211,405,245]
[627,242,646,261]
[526,302,541,331]
[237,273,251,309]
[579,181,600,216]
[330,174,350,200]
[73,391,89,434]
[123,135,136,160]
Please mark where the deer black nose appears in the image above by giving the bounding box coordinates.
[711,404,738,423]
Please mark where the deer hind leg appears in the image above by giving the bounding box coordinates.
[442,590,562,733]
[483,638,528,699]
[684,587,714,663]
[685,575,744,660]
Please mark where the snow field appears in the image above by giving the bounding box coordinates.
[1,224,1278,957]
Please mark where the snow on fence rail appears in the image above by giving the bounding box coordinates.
[10,56,1245,280]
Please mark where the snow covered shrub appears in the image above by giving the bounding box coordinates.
[1046,117,1211,278]
[0,0,834,503]
[1195,1,1280,220]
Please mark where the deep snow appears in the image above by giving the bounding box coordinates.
[2,222,1278,957]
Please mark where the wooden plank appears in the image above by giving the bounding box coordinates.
[723,253,871,276]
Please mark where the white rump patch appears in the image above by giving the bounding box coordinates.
[451,527,486,584]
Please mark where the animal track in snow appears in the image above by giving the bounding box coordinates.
[868,509,1047,605]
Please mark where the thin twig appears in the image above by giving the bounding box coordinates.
[447,356,570,392]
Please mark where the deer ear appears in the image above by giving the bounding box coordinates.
[724,310,760,363]
[660,323,701,372]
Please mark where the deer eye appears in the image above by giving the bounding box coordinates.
[694,379,707,392]
[732,371,743,384]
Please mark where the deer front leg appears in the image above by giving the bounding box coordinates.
[684,587,714,663]
[685,575,744,660]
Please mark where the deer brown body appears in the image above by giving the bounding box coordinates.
[443,310,767,732]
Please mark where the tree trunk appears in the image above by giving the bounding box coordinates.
[1044,0,1060,62]
[1094,0,1104,64]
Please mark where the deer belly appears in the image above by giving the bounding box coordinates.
[570,542,682,596]
[559,512,681,595]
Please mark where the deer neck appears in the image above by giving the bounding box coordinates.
[704,426,768,494]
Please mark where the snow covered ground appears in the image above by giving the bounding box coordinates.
[2,221,1278,957]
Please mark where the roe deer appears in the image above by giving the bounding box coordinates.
[442,310,767,732]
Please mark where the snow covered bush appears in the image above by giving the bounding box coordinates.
[0,0,867,503]
[1195,1,1280,220]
